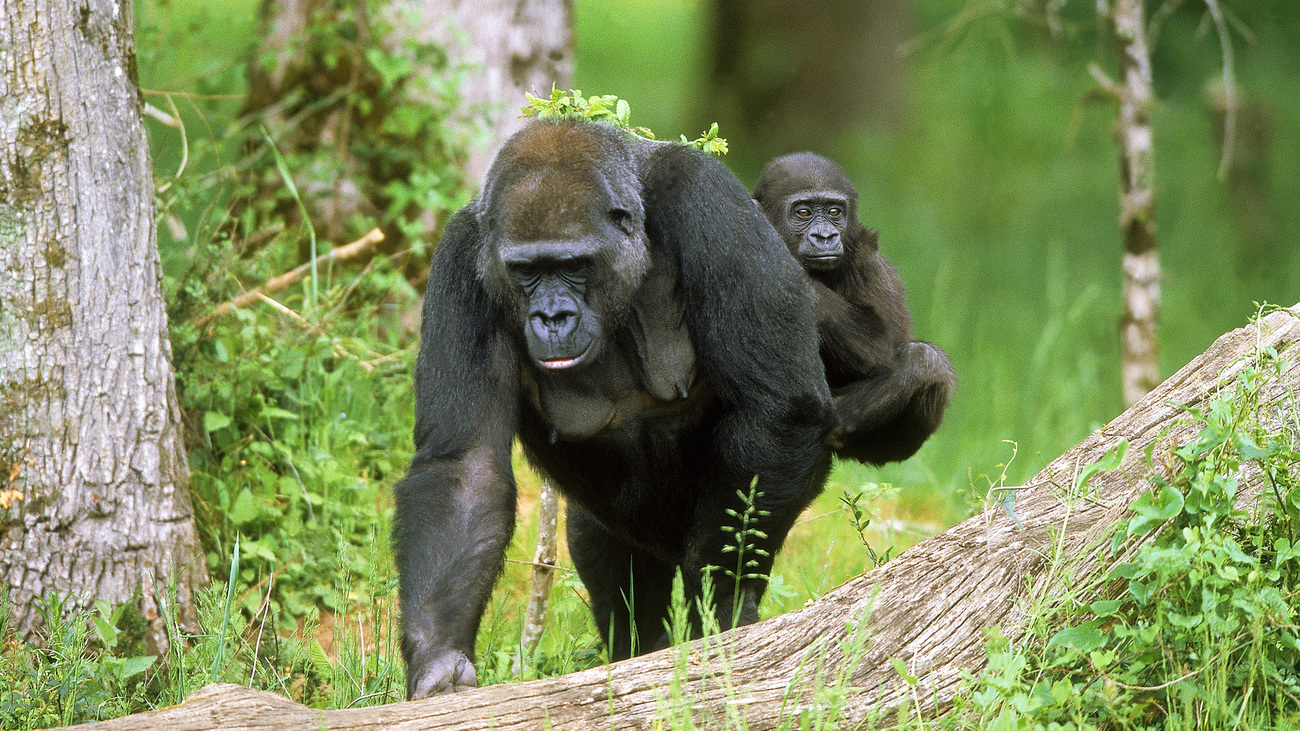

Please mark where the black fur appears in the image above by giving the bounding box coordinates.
[754,152,954,465]
[393,120,833,698]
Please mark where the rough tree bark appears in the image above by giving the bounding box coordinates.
[0,0,207,651]
[60,304,1300,730]
[1095,0,1162,407]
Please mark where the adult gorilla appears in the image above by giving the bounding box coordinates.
[754,153,954,465]
[394,119,833,698]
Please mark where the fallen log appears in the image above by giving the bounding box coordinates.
[65,304,1300,730]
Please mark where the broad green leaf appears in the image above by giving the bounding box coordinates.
[120,655,156,679]
[203,411,232,433]
[1048,621,1106,653]
[92,616,117,646]
[228,489,258,526]
[1127,483,1185,537]
[1090,599,1124,617]
[260,406,299,421]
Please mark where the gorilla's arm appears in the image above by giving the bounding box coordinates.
[830,339,955,465]
[642,144,832,620]
[393,207,520,699]
[814,260,955,465]
[812,278,901,376]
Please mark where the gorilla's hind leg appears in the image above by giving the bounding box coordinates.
[566,504,678,660]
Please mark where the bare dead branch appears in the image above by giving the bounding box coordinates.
[191,227,385,329]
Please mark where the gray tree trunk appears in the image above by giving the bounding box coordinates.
[56,306,1300,729]
[0,0,207,652]
[396,0,574,183]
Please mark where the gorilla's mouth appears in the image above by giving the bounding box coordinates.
[540,357,580,369]
[537,343,593,370]
[803,255,841,271]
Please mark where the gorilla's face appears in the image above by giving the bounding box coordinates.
[781,191,849,271]
[499,238,605,370]
[477,154,648,372]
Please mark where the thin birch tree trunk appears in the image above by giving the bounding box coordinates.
[1105,0,1162,407]
[0,0,206,652]
[515,480,559,672]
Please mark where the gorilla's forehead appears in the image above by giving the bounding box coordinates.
[481,120,648,242]
[787,188,849,207]
[757,153,858,205]
[495,168,609,241]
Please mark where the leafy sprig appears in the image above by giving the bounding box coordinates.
[520,86,727,156]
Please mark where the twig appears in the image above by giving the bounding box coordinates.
[154,94,188,194]
[141,88,243,101]
[1203,0,1238,180]
[515,482,561,675]
[251,291,364,369]
[247,569,278,687]
[191,227,384,328]
[1086,62,1121,98]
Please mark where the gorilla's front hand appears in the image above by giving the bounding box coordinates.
[407,648,478,698]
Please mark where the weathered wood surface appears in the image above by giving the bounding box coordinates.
[63,305,1300,729]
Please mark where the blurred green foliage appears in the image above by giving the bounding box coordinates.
[125,0,1300,617]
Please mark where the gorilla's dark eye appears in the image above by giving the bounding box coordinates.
[828,206,843,218]
[794,205,813,219]
[557,258,587,278]
[510,264,541,287]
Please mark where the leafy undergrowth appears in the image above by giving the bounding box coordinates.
[942,344,1300,731]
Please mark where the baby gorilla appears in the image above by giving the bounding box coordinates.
[754,153,955,465]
